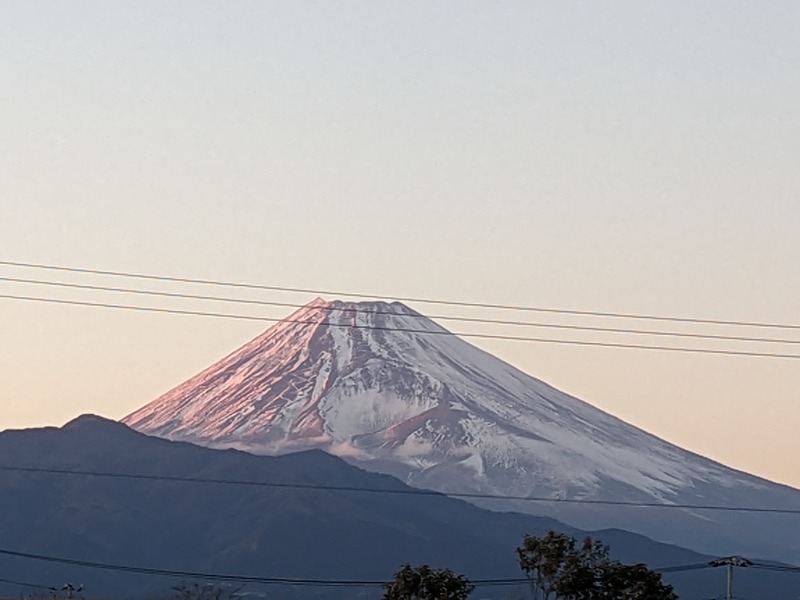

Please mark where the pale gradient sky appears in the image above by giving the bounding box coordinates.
[1,2,799,486]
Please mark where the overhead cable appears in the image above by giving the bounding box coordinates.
[0,575,55,591]
[3,464,800,515]
[1,259,798,331]
[0,547,712,588]
[3,292,800,360]
[2,276,799,347]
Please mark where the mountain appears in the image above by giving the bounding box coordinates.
[123,299,800,561]
[0,416,760,599]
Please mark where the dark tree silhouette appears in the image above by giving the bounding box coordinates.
[517,531,677,600]
[382,564,474,600]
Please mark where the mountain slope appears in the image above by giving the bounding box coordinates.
[0,416,763,600]
[123,299,800,560]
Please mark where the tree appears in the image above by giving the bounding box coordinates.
[516,531,602,600]
[382,564,475,600]
[517,531,676,600]
[596,562,677,600]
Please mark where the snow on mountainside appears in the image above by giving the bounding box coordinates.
[123,299,800,559]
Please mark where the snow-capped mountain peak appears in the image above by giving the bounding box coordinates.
[123,299,800,559]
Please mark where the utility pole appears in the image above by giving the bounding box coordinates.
[709,556,752,600]
[60,583,84,600]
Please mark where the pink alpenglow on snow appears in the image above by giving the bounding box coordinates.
[123,299,800,559]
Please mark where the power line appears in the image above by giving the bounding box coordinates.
[658,563,715,574]
[0,547,522,588]
[0,547,379,588]
[2,259,798,331]
[3,464,800,516]
[3,293,800,360]
[749,561,800,573]
[3,275,800,347]
[0,575,55,591]
[0,547,712,588]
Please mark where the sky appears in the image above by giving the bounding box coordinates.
[1,2,799,487]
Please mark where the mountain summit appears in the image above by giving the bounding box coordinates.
[123,299,800,560]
